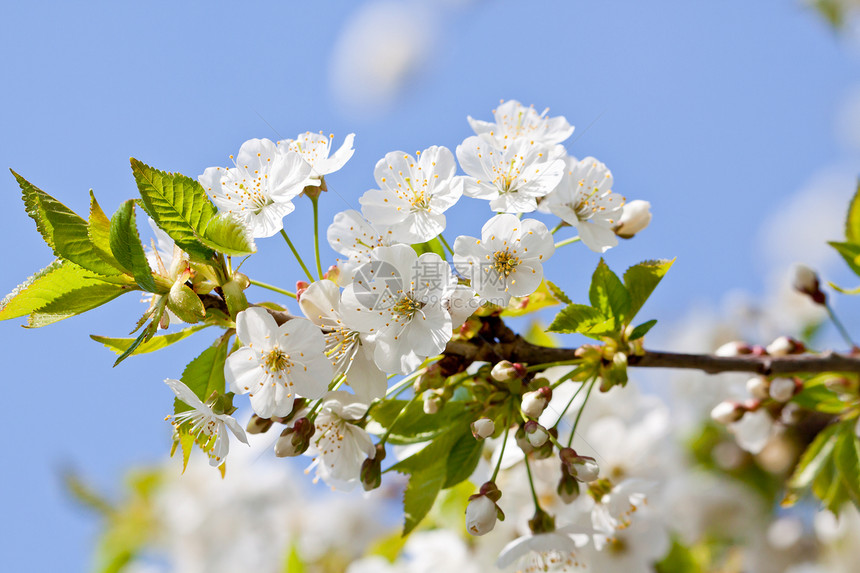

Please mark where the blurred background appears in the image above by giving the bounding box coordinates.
[3,0,860,570]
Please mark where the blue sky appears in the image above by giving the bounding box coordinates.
[2,1,860,570]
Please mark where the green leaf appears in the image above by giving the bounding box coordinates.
[88,191,123,270]
[623,258,674,321]
[283,542,307,573]
[547,304,614,338]
[12,169,58,250]
[589,259,630,325]
[90,324,211,355]
[829,241,860,278]
[546,280,572,305]
[501,280,559,317]
[27,283,131,327]
[628,319,657,341]
[401,458,447,536]
[835,424,860,505]
[110,200,159,293]
[443,432,483,488]
[1,260,101,320]
[787,423,840,490]
[112,320,159,367]
[845,179,860,243]
[412,236,446,259]
[792,376,850,414]
[175,336,229,412]
[166,281,206,324]
[198,213,256,257]
[130,158,217,260]
[372,400,468,445]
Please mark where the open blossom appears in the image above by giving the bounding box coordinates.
[199,138,316,238]
[497,529,588,572]
[341,244,456,374]
[310,391,375,491]
[544,156,624,253]
[225,307,332,419]
[278,132,355,179]
[164,378,248,467]
[298,280,387,401]
[359,146,462,243]
[581,513,670,573]
[453,214,554,307]
[468,99,574,147]
[327,209,395,285]
[456,135,566,213]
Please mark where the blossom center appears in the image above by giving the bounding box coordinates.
[263,347,291,372]
[493,249,520,277]
[391,295,425,319]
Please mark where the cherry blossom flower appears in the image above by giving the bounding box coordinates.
[497,529,588,572]
[468,99,574,147]
[327,209,395,285]
[453,214,554,307]
[224,308,332,418]
[580,514,670,573]
[340,245,456,374]
[310,391,375,491]
[456,135,565,213]
[359,146,462,243]
[164,378,248,467]
[729,409,776,454]
[199,138,316,238]
[299,280,387,401]
[544,156,624,253]
[278,132,355,179]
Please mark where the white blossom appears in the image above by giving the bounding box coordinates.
[456,135,565,213]
[225,307,332,418]
[278,132,355,179]
[581,514,670,573]
[497,529,588,572]
[468,99,574,147]
[359,146,462,243]
[544,156,624,253]
[453,214,554,307]
[310,391,375,491]
[327,209,395,286]
[199,138,315,238]
[729,409,776,454]
[164,378,248,467]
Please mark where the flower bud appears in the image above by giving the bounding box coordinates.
[524,420,549,448]
[323,265,340,282]
[557,471,581,504]
[614,200,652,238]
[769,378,796,402]
[423,393,442,415]
[528,507,556,535]
[360,444,386,491]
[571,456,600,482]
[715,340,752,357]
[295,281,310,301]
[746,376,770,400]
[766,336,804,357]
[274,417,314,457]
[465,494,498,536]
[710,401,744,424]
[521,387,551,419]
[415,363,444,393]
[491,360,525,382]
[246,414,274,435]
[515,426,534,454]
[471,418,495,440]
[791,264,826,305]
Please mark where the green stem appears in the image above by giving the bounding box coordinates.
[280,229,315,283]
[567,378,596,447]
[311,196,324,280]
[826,302,857,349]
[490,423,510,482]
[550,222,566,235]
[523,454,542,509]
[553,382,587,430]
[439,233,455,256]
[248,279,297,299]
[526,359,581,372]
[554,236,582,249]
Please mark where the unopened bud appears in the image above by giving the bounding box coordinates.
[423,393,442,414]
[323,265,340,282]
[746,376,770,400]
[521,387,551,419]
[491,360,525,382]
[360,444,386,491]
[614,200,652,239]
[557,471,581,503]
[571,456,599,482]
[465,494,498,536]
[274,417,314,457]
[715,340,752,357]
[524,420,549,448]
[769,378,797,402]
[246,414,274,435]
[471,418,495,440]
[766,336,804,357]
[791,264,826,305]
[528,507,555,535]
[515,426,534,454]
[710,401,744,424]
[295,281,310,301]
[416,363,444,392]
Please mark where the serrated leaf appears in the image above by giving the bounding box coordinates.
[1,260,98,320]
[589,259,630,325]
[27,283,131,327]
[110,200,159,293]
[12,169,57,250]
[443,432,483,488]
[90,324,211,355]
[546,280,572,305]
[130,158,217,260]
[830,241,860,278]
[547,303,613,337]
[501,279,559,317]
[623,258,674,321]
[175,337,229,413]
[835,424,860,505]
[629,319,657,341]
[401,459,447,536]
[88,191,123,270]
[112,320,159,366]
[198,213,256,257]
[846,179,860,243]
[788,423,840,490]
[371,400,468,445]
[523,320,560,347]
